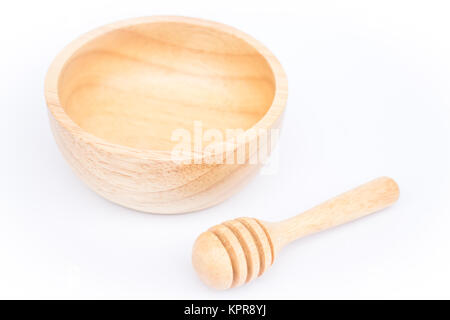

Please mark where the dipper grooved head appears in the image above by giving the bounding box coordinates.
[192,218,273,290]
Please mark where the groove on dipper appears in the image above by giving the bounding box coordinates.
[223,221,258,283]
[209,228,239,288]
[254,219,275,265]
[237,218,270,276]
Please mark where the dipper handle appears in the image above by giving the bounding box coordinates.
[267,177,400,250]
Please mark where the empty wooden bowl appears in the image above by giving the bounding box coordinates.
[44,16,288,214]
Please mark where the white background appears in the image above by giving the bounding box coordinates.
[1,0,449,299]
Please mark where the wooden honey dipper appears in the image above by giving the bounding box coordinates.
[192,177,399,289]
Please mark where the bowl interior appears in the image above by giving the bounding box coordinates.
[57,21,276,150]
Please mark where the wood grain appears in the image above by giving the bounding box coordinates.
[45,16,288,214]
[192,177,399,289]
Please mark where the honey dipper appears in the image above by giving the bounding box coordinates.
[192,177,399,289]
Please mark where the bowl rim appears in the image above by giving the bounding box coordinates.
[44,16,288,161]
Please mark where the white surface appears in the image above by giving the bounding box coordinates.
[1,0,449,299]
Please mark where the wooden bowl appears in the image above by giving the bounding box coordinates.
[44,16,288,214]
